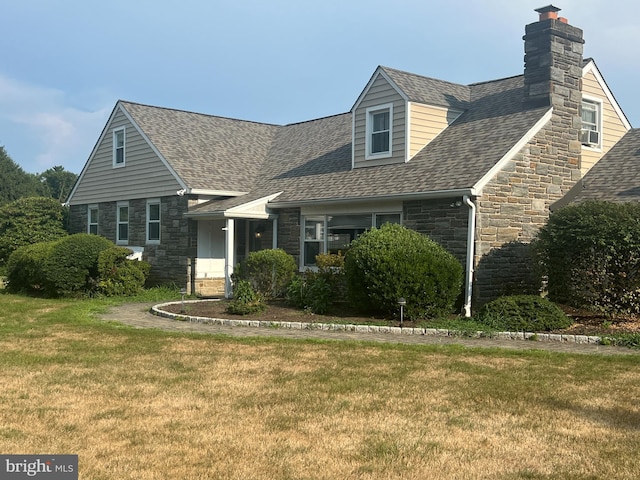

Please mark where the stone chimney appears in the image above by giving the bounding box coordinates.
[523,5,584,109]
[523,5,584,170]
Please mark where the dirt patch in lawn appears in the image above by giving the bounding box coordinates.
[161,299,640,335]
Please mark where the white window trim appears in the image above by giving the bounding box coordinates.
[581,95,603,151]
[88,204,98,235]
[113,127,126,168]
[299,211,402,269]
[146,199,161,245]
[116,201,129,245]
[365,103,394,160]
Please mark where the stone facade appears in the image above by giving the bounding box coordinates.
[69,195,197,289]
[473,12,584,304]
[403,198,470,269]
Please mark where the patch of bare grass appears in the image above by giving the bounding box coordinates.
[1,294,640,479]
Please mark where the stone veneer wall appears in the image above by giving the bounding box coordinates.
[402,198,470,271]
[276,208,301,265]
[69,196,196,289]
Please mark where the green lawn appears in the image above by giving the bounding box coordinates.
[1,292,639,479]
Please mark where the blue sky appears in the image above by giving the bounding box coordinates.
[2,0,639,174]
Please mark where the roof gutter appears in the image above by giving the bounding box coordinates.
[268,188,478,209]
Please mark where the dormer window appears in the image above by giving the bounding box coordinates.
[580,98,602,148]
[113,127,126,167]
[366,103,393,159]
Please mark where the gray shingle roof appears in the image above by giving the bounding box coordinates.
[251,75,547,204]
[560,128,640,205]
[380,66,470,111]
[121,70,551,213]
[120,102,279,193]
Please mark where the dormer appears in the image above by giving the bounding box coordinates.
[351,66,468,169]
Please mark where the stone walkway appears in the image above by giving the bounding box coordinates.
[97,302,640,356]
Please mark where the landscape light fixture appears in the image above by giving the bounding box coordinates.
[398,297,406,327]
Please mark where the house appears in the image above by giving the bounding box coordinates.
[66,5,631,315]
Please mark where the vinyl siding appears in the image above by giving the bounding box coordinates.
[409,103,463,158]
[69,107,182,205]
[580,70,628,175]
[353,74,406,168]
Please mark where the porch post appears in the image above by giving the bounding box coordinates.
[272,217,278,249]
[224,218,235,298]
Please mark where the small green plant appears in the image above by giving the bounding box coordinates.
[226,279,266,315]
[286,274,333,314]
[475,295,573,332]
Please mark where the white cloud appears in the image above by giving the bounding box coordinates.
[0,74,112,173]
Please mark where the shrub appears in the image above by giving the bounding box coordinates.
[534,201,640,314]
[42,233,113,297]
[475,295,573,332]
[5,241,56,294]
[240,249,297,299]
[344,223,463,319]
[316,252,347,302]
[0,196,68,267]
[226,279,266,315]
[96,246,151,296]
[286,274,333,314]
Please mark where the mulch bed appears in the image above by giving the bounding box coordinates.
[160,299,640,336]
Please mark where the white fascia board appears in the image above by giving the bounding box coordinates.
[473,108,553,194]
[117,105,188,191]
[187,188,248,197]
[583,60,632,131]
[226,192,283,213]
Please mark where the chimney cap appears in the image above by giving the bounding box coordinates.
[535,5,561,15]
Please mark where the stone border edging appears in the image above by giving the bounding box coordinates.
[151,299,603,345]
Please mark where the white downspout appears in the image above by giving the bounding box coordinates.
[224,218,235,298]
[463,195,476,317]
[272,217,278,249]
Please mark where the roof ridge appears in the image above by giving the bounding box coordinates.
[284,111,351,127]
[467,74,523,87]
[118,100,282,127]
[379,65,468,89]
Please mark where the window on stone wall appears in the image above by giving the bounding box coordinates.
[302,212,401,266]
[88,205,98,235]
[147,199,160,244]
[117,202,129,245]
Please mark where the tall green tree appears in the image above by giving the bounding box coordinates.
[0,196,68,268]
[0,146,44,206]
[38,166,78,203]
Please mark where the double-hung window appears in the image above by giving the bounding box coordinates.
[117,202,129,245]
[580,98,602,148]
[366,103,393,159]
[113,127,126,167]
[146,199,161,244]
[88,205,98,235]
[302,212,401,266]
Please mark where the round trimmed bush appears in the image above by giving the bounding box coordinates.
[97,246,151,296]
[240,249,297,299]
[344,223,463,319]
[475,295,572,332]
[43,233,113,296]
[5,240,56,293]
